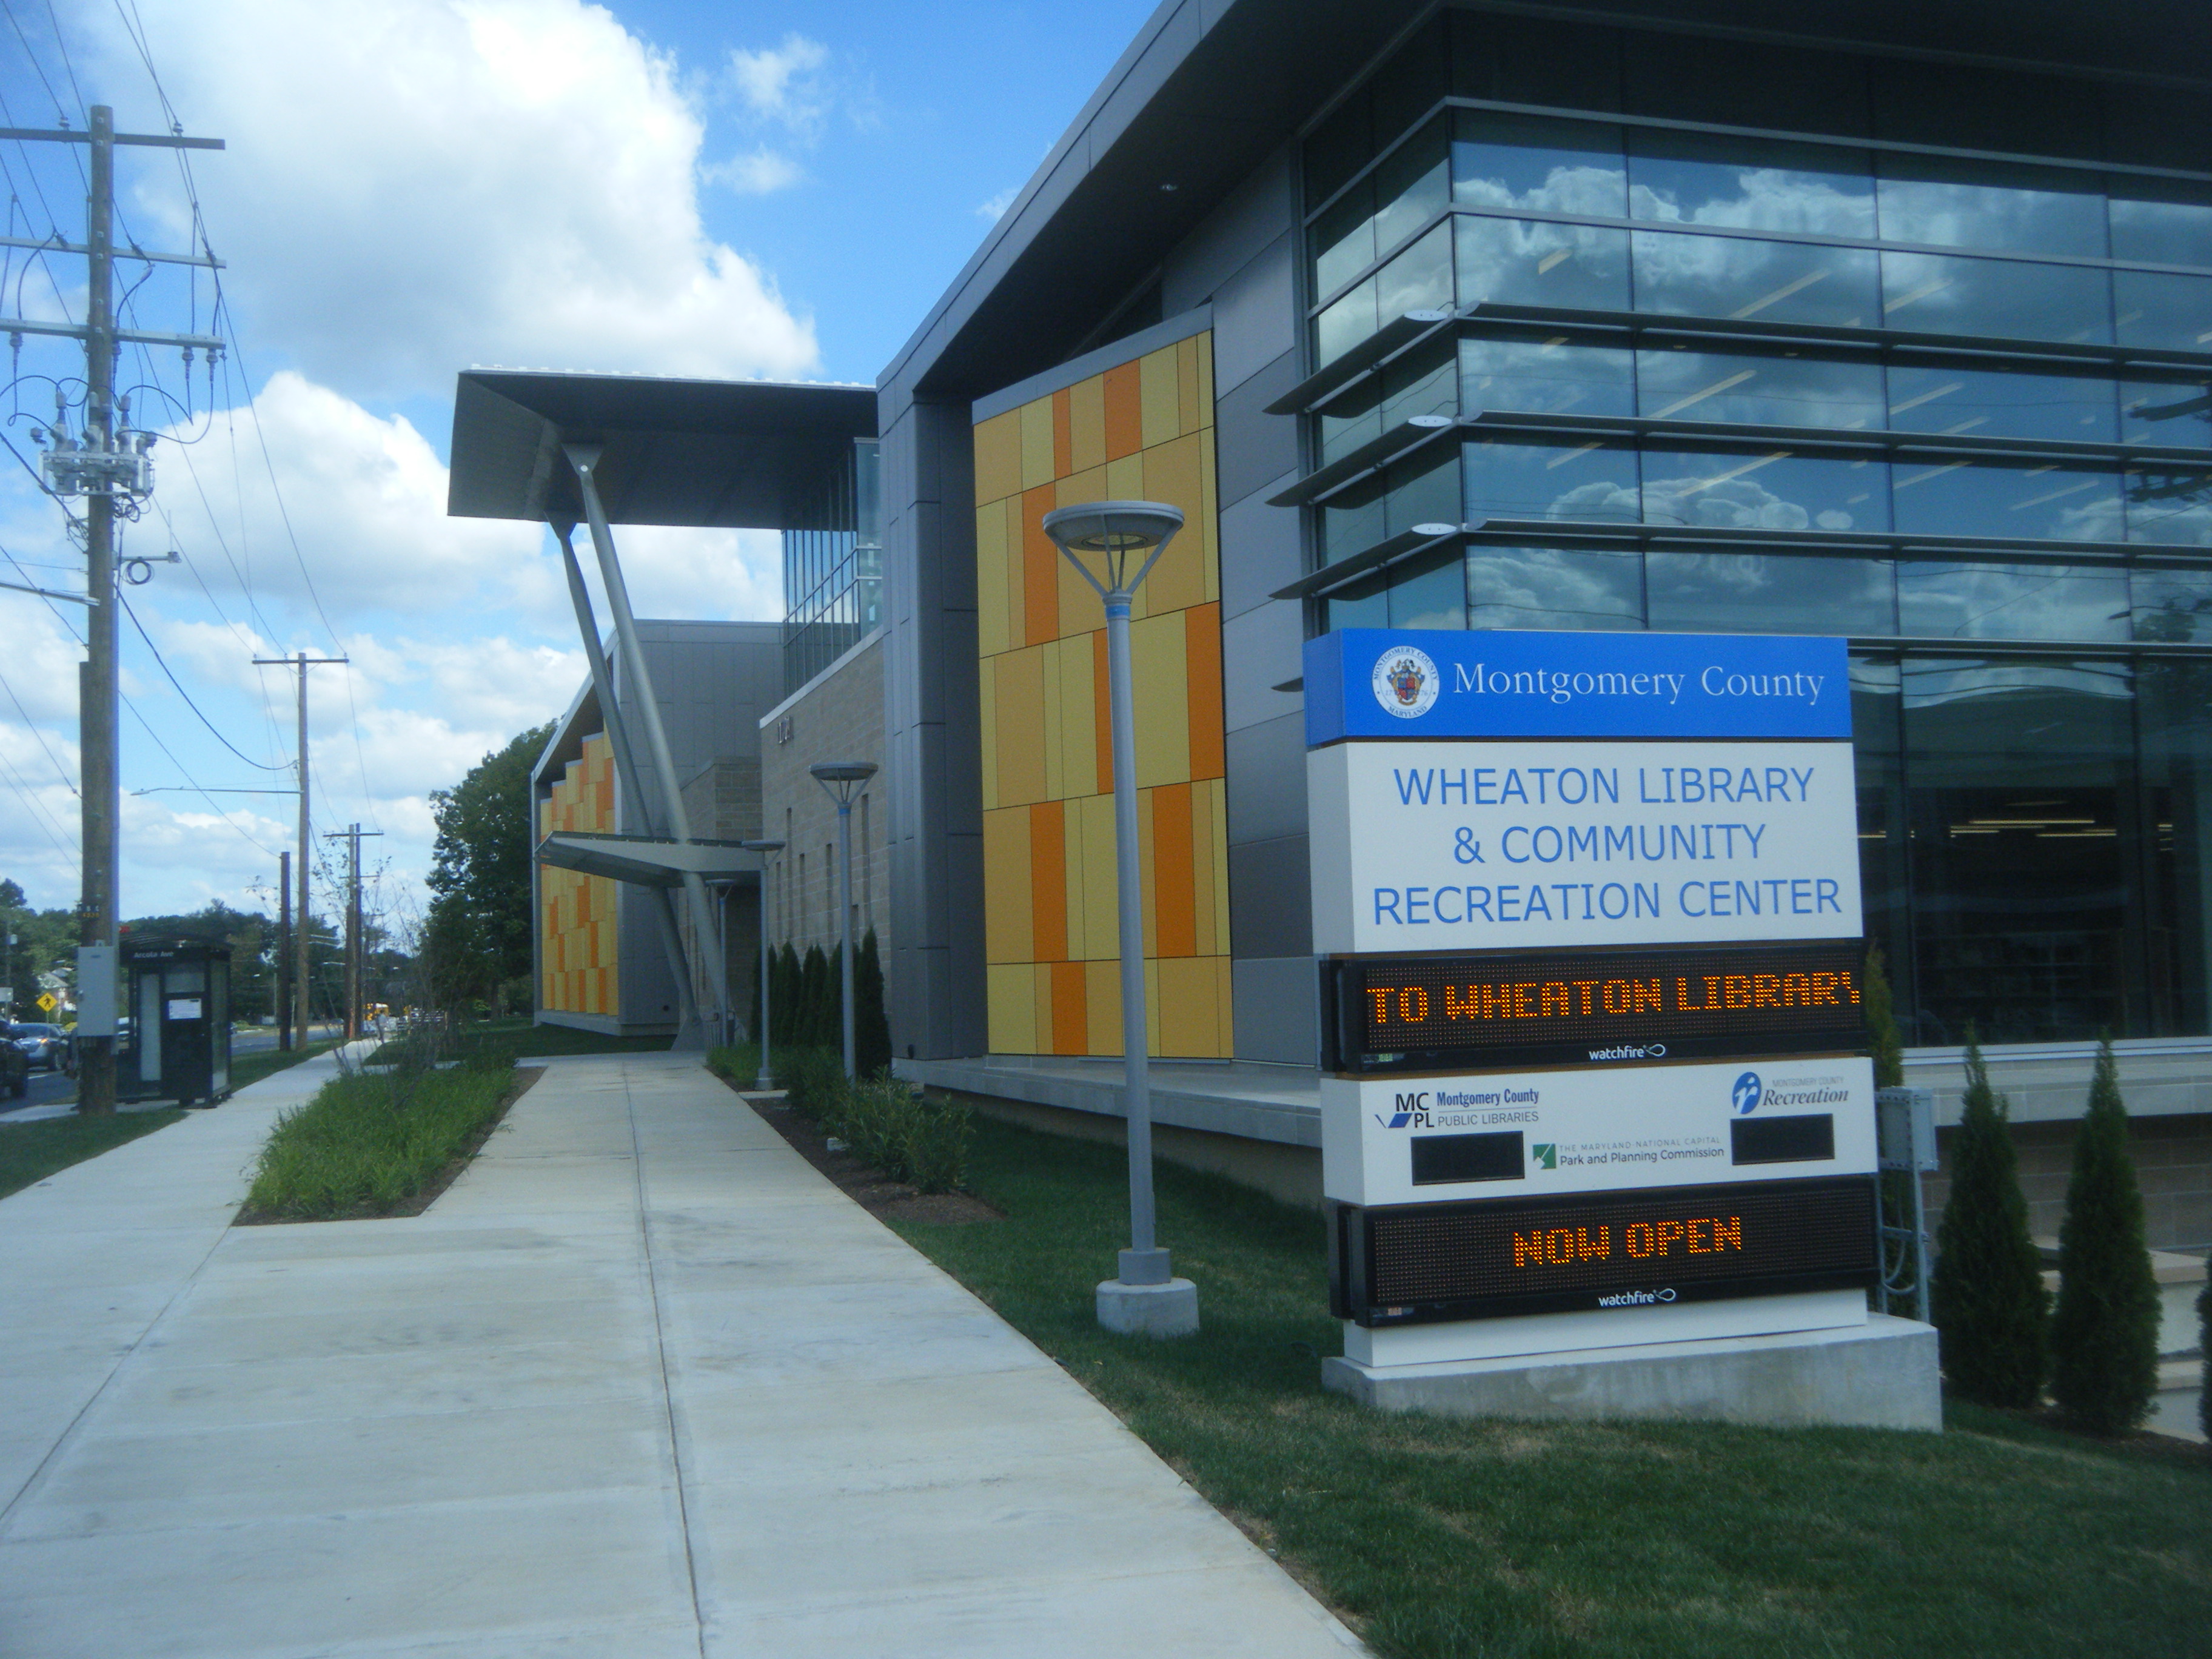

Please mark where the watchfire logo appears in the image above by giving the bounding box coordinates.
[1597,1287,1678,1307]
[1588,1042,1667,1061]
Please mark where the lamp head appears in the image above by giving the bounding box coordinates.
[740,838,786,854]
[1042,500,1184,598]
[809,761,877,805]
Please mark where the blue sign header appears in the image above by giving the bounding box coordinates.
[1305,629,1853,745]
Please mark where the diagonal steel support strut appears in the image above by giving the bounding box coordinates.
[550,518,701,1047]
[563,445,732,1050]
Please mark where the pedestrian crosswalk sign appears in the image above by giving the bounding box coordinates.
[35,992,56,1013]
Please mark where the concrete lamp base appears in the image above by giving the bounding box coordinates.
[1098,1277,1200,1338]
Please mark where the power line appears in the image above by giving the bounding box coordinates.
[120,691,278,859]
[116,585,286,769]
[0,660,75,795]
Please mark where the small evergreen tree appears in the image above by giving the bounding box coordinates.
[1863,943,1905,1090]
[800,943,831,1048]
[1929,1029,2048,1407]
[2200,1278,2211,1441]
[2051,1039,2160,1433]
[772,942,801,1047]
[855,928,892,1077]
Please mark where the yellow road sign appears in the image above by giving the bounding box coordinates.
[35,992,56,1013]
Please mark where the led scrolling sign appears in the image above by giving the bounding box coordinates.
[1323,940,1865,1073]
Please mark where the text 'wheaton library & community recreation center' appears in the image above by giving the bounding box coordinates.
[446,0,2212,1425]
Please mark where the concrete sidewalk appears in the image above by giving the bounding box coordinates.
[0,1051,1363,1658]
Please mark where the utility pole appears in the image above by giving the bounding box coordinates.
[255,651,346,1048]
[7,108,224,1113]
[323,823,381,1040]
[276,850,291,1050]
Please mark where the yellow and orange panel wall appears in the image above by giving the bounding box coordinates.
[538,731,620,1017]
[973,329,1232,1059]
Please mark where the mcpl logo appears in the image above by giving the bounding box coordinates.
[1732,1071,1763,1115]
[1372,646,1439,719]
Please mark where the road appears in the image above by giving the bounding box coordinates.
[2,1024,343,1116]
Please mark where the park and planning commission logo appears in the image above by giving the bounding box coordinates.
[1372,645,1440,719]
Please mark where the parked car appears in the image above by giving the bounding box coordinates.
[12,1022,70,1073]
[0,1028,27,1099]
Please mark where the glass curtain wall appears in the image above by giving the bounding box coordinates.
[1298,7,2212,1042]
[782,440,883,696]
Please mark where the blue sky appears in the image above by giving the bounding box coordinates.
[0,0,1157,935]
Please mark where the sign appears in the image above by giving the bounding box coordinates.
[1309,739,1862,954]
[1307,629,1851,745]
[1330,1175,1877,1326]
[1323,940,1866,1074]
[35,991,56,1014]
[1322,1057,1875,1207]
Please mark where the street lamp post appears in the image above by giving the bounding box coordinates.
[808,763,877,1081]
[740,839,784,1090]
[1042,500,1199,1339]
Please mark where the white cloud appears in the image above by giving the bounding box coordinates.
[91,0,819,402]
[976,186,1019,222]
[728,33,830,132]
[707,147,806,195]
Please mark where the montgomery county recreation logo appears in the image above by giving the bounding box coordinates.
[1732,1071,1763,1115]
[1372,645,1439,719]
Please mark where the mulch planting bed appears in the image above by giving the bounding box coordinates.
[708,1070,999,1225]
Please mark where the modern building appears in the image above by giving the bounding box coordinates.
[531,617,782,1037]
[454,0,2212,1249]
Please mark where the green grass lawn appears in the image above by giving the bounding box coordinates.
[364,1016,675,1067]
[0,1110,184,1201]
[229,1034,344,1092]
[887,1114,2212,1659]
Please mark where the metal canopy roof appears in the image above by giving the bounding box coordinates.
[447,370,877,529]
[537,831,757,888]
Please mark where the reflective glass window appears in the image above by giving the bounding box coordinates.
[1880,251,2111,344]
[1319,442,1460,565]
[1891,458,2124,543]
[2120,377,2212,448]
[1627,131,1874,239]
[2137,658,2212,1033]
[1311,116,1450,303]
[1887,364,2117,444]
[1456,216,1629,312]
[1315,275,1376,368]
[1645,551,1895,635]
[2125,469,2212,548]
[1322,544,1466,634]
[1466,545,1644,630]
[1875,155,2106,257]
[1637,346,1883,430]
[2108,177,2212,269]
[2114,269,2212,352]
[1631,230,1877,327]
[1900,656,2136,1042]
[2132,567,2212,643]
[1316,220,1455,367]
[1452,111,1624,217]
[1318,341,1456,468]
[1459,335,1633,418]
[1641,447,1888,533]
[1463,437,1637,524]
[1895,563,2130,641]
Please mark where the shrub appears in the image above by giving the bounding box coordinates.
[783,1045,845,1120]
[823,1075,971,1193]
[800,943,831,1048]
[245,1064,513,1220]
[1929,1029,2048,1407]
[771,942,802,1047]
[2051,1039,2161,1433]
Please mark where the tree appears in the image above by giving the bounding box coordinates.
[799,943,830,1048]
[423,723,553,1014]
[771,941,800,1047]
[2050,1039,2160,1433]
[856,927,891,1077]
[1929,1030,2048,1407]
[1863,943,1904,1090]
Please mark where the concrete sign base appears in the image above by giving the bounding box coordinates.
[1098,1276,1201,1338]
[1322,1310,1941,1431]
